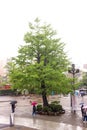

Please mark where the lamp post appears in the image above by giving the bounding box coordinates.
[68,64,79,113]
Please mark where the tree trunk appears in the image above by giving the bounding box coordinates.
[42,90,48,106]
[41,80,48,106]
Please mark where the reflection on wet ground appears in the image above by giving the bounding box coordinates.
[0,115,87,130]
[0,125,37,130]
[0,95,87,130]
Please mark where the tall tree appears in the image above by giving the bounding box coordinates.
[7,18,70,106]
[81,72,87,87]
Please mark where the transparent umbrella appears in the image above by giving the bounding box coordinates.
[79,102,84,105]
[82,105,87,110]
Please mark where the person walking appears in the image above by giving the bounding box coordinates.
[30,101,37,116]
[10,101,17,113]
[81,105,87,122]
[11,103,16,113]
[81,104,84,118]
[10,101,17,126]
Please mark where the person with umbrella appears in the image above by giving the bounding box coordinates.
[10,100,17,126]
[30,101,37,116]
[81,104,85,119]
[82,105,87,122]
[10,100,17,113]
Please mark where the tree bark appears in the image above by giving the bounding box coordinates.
[41,80,48,106]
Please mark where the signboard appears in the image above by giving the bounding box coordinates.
[0,85,11,90]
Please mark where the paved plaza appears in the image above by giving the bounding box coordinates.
[0,95,87,129]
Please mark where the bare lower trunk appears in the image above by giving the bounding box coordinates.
[41,80,48,106]
[42,90,48,106]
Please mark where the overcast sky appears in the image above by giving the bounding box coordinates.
[0,0,87,68]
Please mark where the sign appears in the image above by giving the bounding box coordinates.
[0,85,11,90]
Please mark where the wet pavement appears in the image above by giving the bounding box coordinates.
[0,95,87,129]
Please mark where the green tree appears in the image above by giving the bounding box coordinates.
[6,18,70,106]
[81,72,87,87]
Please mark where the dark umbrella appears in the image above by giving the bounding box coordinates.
[10,100,17,104]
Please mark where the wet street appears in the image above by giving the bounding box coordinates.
[0,95,87,129]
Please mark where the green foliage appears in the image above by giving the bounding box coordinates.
[0,89,16,96]
[42,106,52,112]
[49,103,62,112]
[57,104,62,111]
[48,100,63,112]
[51,101,60,104]
[6,18,70,105]
[36,100,64,115]
[81,72,87,87]
[36,104,43,112]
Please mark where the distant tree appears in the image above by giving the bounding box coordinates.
[6,18,70,106]
[81,72,87,87]
[0,75,9,86]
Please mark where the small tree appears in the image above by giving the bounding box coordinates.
[80,72,87,88]
[6,18,70,106]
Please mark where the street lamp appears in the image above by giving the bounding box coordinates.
[68,64,79,113]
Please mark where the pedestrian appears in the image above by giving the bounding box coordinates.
[11,103,16,113]
[81,105,87,122]
[10,101,17,126]
[30,101,37,116]
[10,101,17,113]
[81,104,84,117]
[82,109,87,122]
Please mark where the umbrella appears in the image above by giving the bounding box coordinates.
[31,101,37,106]
[79,102,84,105]
[82,105,87,109]
[10,100,17,104]
[80,91,85,96]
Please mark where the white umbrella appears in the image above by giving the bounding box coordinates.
[82,105,87,109]
[79,102,84,105]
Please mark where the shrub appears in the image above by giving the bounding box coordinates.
[49,104,58,112]
[36,101,65,115]
[57,104,62,111]
[51,101,60,105]
[49,103,63,112]
[43,106,52,112]
[36,104,43,112]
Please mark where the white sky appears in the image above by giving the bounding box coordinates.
[0,0,87,68]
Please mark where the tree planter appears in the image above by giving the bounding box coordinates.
[56,112,60,116]
[37,111,65,116]
[37,111,43,115]
[61,110,65,114]
[54,112,57,116]
[41,112,47,115]
[36,102,65,116]
[44,112,48,115]
[48,111,54,116]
